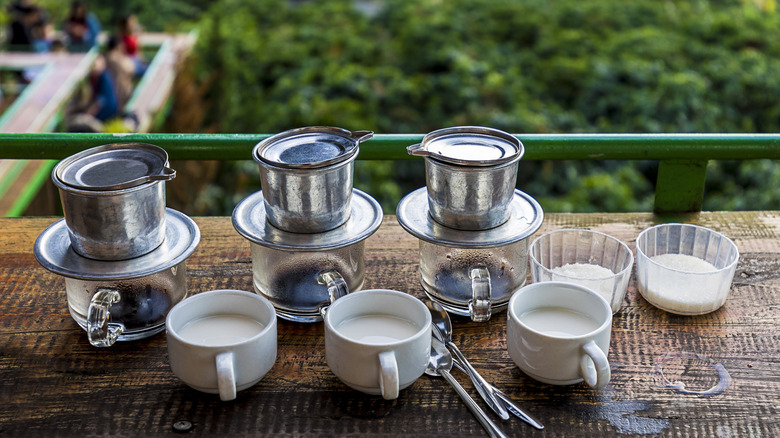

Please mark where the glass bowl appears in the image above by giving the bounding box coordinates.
[635,223,739,315]
[529,229,633,314]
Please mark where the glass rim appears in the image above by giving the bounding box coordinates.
[529,228,634,280]
[635,223,739,275]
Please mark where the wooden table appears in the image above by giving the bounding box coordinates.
[2,212,779,437]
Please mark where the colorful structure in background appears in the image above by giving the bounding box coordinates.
[0,32,195,217]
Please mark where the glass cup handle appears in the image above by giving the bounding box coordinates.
[87,288,125,347]
[216,351,237,401]
[580,340,611,389]
[378,350,399,400]
[468,266,492,322]
[317,270,350,318]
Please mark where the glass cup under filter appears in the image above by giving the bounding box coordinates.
[250,242,365,321]
[34,208,200,347]
[419,239,528,320]
[65,264,187,345]
[397,187,544,321]
[233,188,383,322]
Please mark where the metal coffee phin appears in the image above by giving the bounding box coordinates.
[407,126,524,231]
[53,143,176,260]
[253,127,373,233]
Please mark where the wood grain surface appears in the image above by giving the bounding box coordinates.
[1,213,779,437]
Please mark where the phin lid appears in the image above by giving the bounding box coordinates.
[254,127,373,169]
[55,143,176,191]
[407,126,523,166]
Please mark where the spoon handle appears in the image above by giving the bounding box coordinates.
[494,390,544,430]
[452,359,544,430]
[446,341,510,420]
[439,369,509,438]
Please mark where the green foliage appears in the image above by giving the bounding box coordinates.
[26,1,209,33]
[182,0,780,214]
[705,160,780,210]
[524,158,654,212]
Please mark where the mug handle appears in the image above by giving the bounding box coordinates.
[216,351,237,401]
[317,270,349,318]
[580,340,611,389]
[468,266,492,322]
[87,288,125,347]
[378,350,399,400]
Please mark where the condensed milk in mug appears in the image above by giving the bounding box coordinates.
[324,289,432,400]
[167,290,278,401]
[507,282,613,388]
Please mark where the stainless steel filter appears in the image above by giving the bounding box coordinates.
[253,127,372,233]
[53,143,176,260]
[407,126,523,230]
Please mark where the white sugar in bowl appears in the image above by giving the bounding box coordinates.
[635,223,739,315]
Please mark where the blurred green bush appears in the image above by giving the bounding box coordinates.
[77,0,780,214]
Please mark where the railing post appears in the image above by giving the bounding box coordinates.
[653,159,708,214]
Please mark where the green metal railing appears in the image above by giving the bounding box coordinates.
[1,132,779,214]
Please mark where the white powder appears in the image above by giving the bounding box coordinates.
[549,263,617,309]
[640,253,726,314]
[650,253,718,273]
[551,263,615,279]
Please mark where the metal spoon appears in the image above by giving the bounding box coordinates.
[427,300,544,430]
[426,337,509,438]
[426,300,509,420]
[450,359,544,430]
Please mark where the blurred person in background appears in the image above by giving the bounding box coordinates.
[105,35,136,110]
[30,16,54,52]
[88,54,118,122]
[63,1,101,51]
[118,13,147,76]
[7,0,47,51]
[65,53,118,133]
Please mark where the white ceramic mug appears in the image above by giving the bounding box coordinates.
[507,282,612,388]
[166,290,277,401]
[324,289,432,400]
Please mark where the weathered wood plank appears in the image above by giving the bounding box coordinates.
[0,51,96,133]
[127,33,196,132]
[1,213,779,437]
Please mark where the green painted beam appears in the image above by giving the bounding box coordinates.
[654,159,709,214]
[0,133,778,214]
[0,133,779,161]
